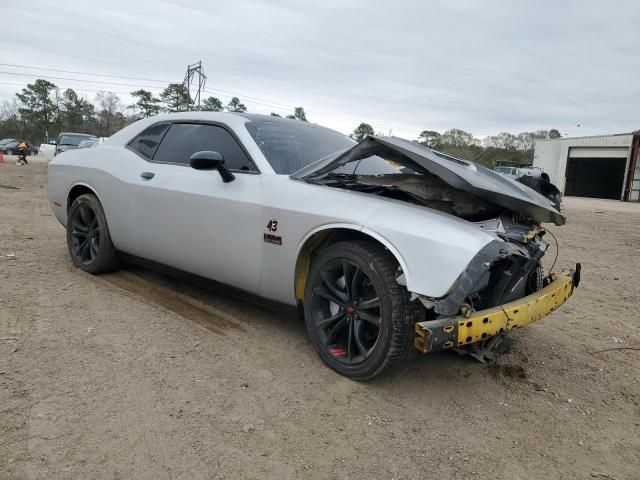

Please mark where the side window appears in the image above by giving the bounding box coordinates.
[152,123,254,171]
[128,122,170,159]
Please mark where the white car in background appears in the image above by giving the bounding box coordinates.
[47,112,579,379]
[494,165,562,209]
[54,132,97,156]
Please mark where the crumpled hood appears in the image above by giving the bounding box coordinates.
[292,136,565,225]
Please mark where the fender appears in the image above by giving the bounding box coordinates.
[296,222,412,282]
[293,208,496,302]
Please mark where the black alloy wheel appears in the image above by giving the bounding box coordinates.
[69,202,100,265]
[66,194,120,274]
[304,241,422,380]
[309,257,382,364]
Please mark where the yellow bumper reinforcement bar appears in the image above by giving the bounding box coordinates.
[415,265,580,354]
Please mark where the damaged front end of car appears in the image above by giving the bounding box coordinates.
[294,136,580,358]
[410,223,580,359]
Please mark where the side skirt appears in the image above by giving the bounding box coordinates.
[117,252,300,320]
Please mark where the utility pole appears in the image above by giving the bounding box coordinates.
[182,61,207,111]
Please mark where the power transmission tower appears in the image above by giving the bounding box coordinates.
[182,61,207,110]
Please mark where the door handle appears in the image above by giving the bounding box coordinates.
[140,172,155,180]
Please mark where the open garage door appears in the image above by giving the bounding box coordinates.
[565,157,627,199]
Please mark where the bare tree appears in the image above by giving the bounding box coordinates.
[95,91,124,136]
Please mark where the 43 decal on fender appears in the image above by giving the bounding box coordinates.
[266,220,278,232]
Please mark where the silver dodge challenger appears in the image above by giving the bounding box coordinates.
[47,112,580,379]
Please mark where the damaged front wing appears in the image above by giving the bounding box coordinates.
[414,265,581,354]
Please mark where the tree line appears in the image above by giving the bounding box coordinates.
[0,79,308,143]
[0,78,560,168]
[351,123,561,168]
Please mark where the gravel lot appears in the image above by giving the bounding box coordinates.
[1,156,639,479]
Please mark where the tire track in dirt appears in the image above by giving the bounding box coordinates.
[93,269,246,336]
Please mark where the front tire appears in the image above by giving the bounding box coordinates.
[303,241,423,380]
[67,194,120,274]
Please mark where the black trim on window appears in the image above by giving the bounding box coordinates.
[126,120,260,174]
[126,122,171,160]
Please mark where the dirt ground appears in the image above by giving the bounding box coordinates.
[1,156,639,480]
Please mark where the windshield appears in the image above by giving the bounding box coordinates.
[495,166,515,174]
[245,120,355,174]
[59,134,92,146]
[0,138,15,145]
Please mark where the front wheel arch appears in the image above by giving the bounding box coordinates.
[303,240,423,379]
[294,226,410,306]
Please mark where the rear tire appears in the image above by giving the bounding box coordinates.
[67,194,120,274]
[303,241,423,380]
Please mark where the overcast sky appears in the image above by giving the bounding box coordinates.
[1,0,638,139]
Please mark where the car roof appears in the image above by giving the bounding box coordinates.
[236,113,337,130]
[58,132,95,137]
[126,111,328,128]
[236,113,297,122]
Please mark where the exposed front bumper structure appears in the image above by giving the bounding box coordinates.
[414,264,581,354]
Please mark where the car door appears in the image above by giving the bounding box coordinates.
[131,121,263,294]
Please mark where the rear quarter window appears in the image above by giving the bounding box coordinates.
[128,122,171,159]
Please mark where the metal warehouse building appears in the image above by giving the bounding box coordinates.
[533,131,640,201]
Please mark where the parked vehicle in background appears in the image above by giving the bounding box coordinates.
[495,165,544,178]
[0,139,39,155]
[494,165,562,209]
[494,165,522,176]
[77,137,108,149]
[55,132,97,156]
[39,143,56,160]
[0,138,17,153]
[78,139,98,149]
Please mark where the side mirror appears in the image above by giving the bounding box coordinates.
[190,150,235,183]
